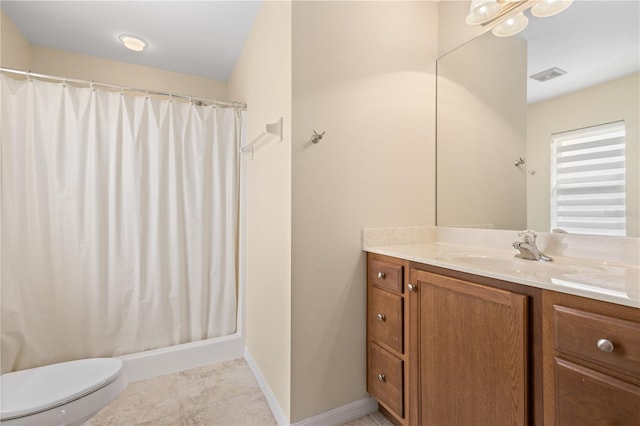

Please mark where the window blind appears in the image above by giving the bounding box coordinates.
[550,121,626,236]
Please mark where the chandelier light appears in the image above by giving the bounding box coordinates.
[465,0,574,37]
[492,12,529,37]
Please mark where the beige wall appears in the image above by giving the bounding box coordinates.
[527,73,640,237]
[437,32,528,230]
[228,2,439,422]
[437,1,527,231]
[291,1,437,422]
[1,10,31,69]
[438,0,484,57]
[1,10,227,101]
[227,1,293,421]
[29,45,228,101]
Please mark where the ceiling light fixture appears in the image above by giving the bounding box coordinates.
[465,0,502,25]
[465,0,574,38]
[492,12,529,37]
[118,34,148,52]
[531,0,574,17]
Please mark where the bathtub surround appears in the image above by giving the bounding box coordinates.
[1,8,249,383]
[118,332,245,384]
[1,75,243,372]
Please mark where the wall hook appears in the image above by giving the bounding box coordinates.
[514,157,526,167]
[311,130,325,144]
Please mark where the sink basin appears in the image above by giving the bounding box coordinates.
[449,255,605,276]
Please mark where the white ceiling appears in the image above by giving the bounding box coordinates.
[1,1,262,81]
[519,0,639,103]
[2,0,638,102]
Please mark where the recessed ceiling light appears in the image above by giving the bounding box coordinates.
[118,34,147,52]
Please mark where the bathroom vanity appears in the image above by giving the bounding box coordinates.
[409,1,640,422]
[364,227,639,426]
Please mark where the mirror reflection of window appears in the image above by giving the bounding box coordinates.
[436,1,639,237]
[550,121,626,236]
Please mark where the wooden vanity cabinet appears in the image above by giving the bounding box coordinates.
[367,254,543,425]
[542,290,640,425]
[366,253,416,425]
[412,268,532,426]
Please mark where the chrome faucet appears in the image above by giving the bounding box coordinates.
[512,230,552,262]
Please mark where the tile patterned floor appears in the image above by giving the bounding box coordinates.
[89,358,392,426]
[89,358,275,425]
[342,411,394,426]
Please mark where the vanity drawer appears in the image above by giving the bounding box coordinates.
[553,305,640,379]
[368,286,403,354]
[368,342,404,418]
[554,358,640,425]
[368,259,403,294]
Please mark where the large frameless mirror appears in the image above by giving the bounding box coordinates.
[436,0,639,237]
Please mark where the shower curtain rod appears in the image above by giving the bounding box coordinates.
[0,67,247,109]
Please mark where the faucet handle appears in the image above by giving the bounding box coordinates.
[518,230,537,244]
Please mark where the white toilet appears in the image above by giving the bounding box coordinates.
[0,358,127,426]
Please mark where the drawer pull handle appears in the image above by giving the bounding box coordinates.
[377,272,386,279]
[377,313,386,321]
[408,283,417,292]
[597,338,614,353]
[377,374,386,382]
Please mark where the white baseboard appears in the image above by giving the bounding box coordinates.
[244,348,377,426]
[244,348,290,426]
[291,397,378,426]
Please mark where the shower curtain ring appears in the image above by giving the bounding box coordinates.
[26,71,33,82]
[90,80,95,91]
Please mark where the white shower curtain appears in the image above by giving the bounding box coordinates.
[1,75,242,372]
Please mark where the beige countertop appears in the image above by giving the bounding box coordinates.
[363,227,640,308]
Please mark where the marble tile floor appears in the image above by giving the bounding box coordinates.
[89,358,392,426]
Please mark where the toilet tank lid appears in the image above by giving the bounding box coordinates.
[0,358,124,420]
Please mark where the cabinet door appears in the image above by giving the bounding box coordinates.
[414,270,528,426]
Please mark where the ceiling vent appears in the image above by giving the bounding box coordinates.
[529,67,567,82]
